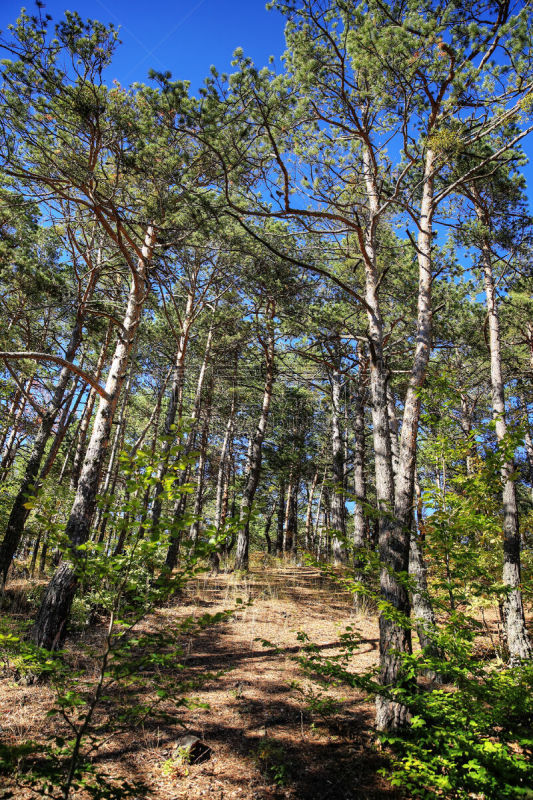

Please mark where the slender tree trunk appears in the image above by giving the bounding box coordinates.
[95,360,135,542]
[0,386,23,456]
[0,315,88,583]
[70,320,113,490]
[190,379,213,544]
[519,395,533,502]
[361,147,409,731]
[264,506,275,554]
[353,374,367,611]
[40,377,85,481]
[235,306,275,570]
[473,190,532,660]
[211,394,236,572]
[304,471,318,551]
[283,469,298,555]
[164,316,215,570]
[0,375,34,480]
[275,479,286,556]
[330,368,347,564]
[313,469,326,557]
[31,226,155,650]
[150,289,195,533]
[388,387,439,663]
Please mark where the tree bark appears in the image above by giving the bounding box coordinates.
[0,312,89,583]
[360,146,410,731]
[275,479,286,556]
[234,304,275,570]
[211,394,236,572]
[70,320,113,490]
[0,375,34,480]
[31,225,155,650]
[353,374,367,611]
[304,471,318,551]
[330,368,347,564]
[473,189,532,660]
[150,288,195,533]
[164,315,215,570]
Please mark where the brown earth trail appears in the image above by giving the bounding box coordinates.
[1,563,402,799]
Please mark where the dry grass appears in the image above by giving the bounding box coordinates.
[3,556,519,799]
[0,557,400,800]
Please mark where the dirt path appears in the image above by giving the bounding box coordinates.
[1,563,399,799]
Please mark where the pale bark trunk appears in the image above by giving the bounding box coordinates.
[353,376,367,611]
[304,471,318,551]
[210,396,236,572]
[361,146,410,731]
[388,387,439,665]
[189,381,212,544]
[283,471,298,554]
[0,386,23,458]
[150,289,195,532]
[275,479,286,555]
[330,368,347,564]
[234,310,275,570]
[164,317,215,570]
[0,314,87,583]
[95,360,135,542]
[473,191,531,660]
[40,377,85,481]
[31,226,155,650]
[70,320,113,490]
[520,397,533,502]
[0,375,34,480]
[313,469,326,556]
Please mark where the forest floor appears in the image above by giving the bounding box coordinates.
[0,558,505,800]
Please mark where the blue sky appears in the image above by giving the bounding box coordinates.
[1,1,532,208]
[0,1,287,90]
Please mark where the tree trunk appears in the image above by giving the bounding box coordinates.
[164,317,215,570]
[0,375,34,480]
[150,289,195,533]
[70,320,113,490]
[330,368,347,564]
[473,190,532,660]
[275,479,286,556]
[31,225,155,650]
[0,317,87,583]
[190,380,213,544]
[235,305,275,570]
[95,360,135,543]
[211,395,236,572]
[353,374,367,611]
[361,147,410,731]
[283,470,298,555]
[40,379,85,481]
[304,471,318,551]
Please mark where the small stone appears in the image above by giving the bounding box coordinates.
[172,734,212,764]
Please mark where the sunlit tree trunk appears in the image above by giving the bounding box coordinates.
[70,320,113,490]
[235,305,275,570]
[472,189,531,660]
[0,305,91,583]
[31,226,155,650]
[353,375,367,611]
[330,368,346,564]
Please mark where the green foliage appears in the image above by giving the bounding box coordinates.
[380,648,533,799]
[253,737,291,787]
[0,447,235,799]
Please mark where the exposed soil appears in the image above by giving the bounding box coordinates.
[1,559,506,800]
[0,561,400,799]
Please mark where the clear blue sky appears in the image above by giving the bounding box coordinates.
[0,1,287,89]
